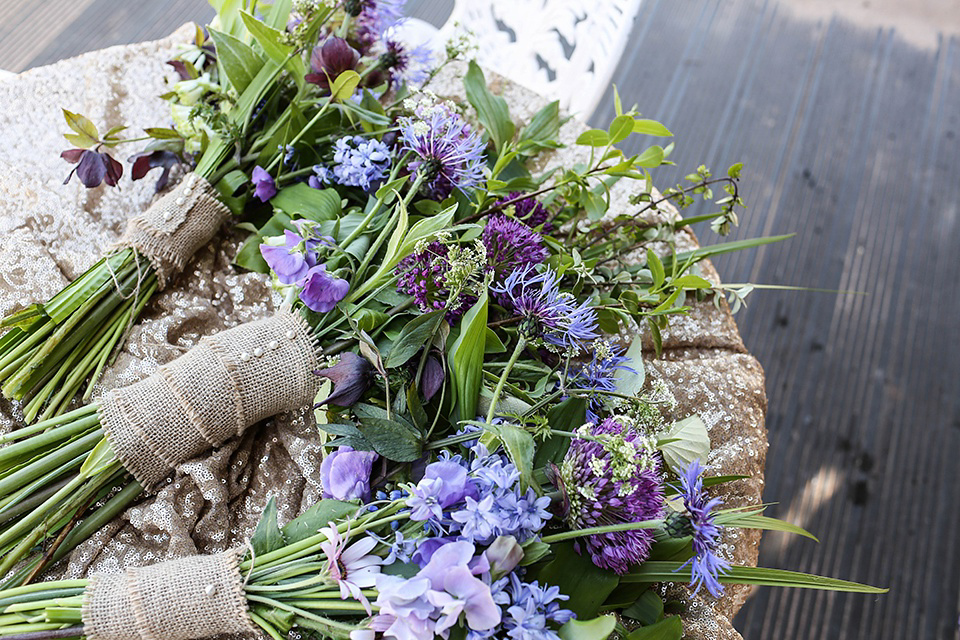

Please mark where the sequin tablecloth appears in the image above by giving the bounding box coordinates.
[0,25,767,640]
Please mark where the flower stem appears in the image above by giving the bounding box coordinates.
[540,519,663,544]
[485,335,526,425]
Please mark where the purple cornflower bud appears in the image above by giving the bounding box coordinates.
[251,165,277,202]
[315,352,373,407]
[61,148,123,188]
[306,37,361,90]
[320,446,379,501]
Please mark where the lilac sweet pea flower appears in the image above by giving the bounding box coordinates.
[260,230,315,285]
[252,165,277,201]
[320,446,378,501]
[299,264,349,312]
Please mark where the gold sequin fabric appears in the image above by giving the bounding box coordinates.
[0,31,766,639]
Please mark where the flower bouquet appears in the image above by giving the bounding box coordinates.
[0,1,882,638]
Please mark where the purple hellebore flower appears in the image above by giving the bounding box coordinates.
[299,264,349,312]
[420,352,445,401]
[315,352,374,407]
[320,446,379,501]
[259,230,315,285]
[252,165,277,201]
[128,149,181,191]
[61,148,123,188]
[306,36,361,89]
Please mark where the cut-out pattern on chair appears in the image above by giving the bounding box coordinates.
[435,0,643,116]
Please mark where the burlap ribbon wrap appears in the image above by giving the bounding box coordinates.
[115,173,230,288]
[82,548,256,640]
[98,311,320,489]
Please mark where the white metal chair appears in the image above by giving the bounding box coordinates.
[398,0,644,117]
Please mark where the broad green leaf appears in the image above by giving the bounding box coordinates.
[395,203,458,264]
[658,415,710,475]
[608,114,635,144]
[209,28,264,93]
[353,404,423,462]
[208,0,244,37]
[646,249,665,289]
[385,311,444,368]
[331,70,361,102]
[518,100,561,150]
[240,11,307,87]
[671,274,713,289]
[635,145,665,168]
[271,183,341,221]
[251,497,286,555]
[62,109,98,148]
[613,335,645,398]
[464,61,515,153]
[576,129,610,147]
[533,542,620,618]
[484,328,506,353]
[448,291,488,422]
[375,175,410,203]
[282,499,360,543]
[559,615,616,640]
[714,512,819,542]
[632,119,673,137]
[620,590,663,625]
[626,616,683,640]
[623,562,887,593]
[497,422,536,489]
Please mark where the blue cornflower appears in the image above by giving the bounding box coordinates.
[491,265,599,354]
[672,459,731,598]
[329,135,392,191]
[570,344,637,421]
[399,98,486,199]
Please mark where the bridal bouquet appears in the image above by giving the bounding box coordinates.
[0,0,881,638]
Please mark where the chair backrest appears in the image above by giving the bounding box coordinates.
[437,0,643,117]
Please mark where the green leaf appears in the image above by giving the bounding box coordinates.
[62,109,98,148]
[576,129,611,147]
[240,10,306,86]
[518,100,561,150]
[251,497,286,555]
[626,616,683,640]
[271,183,342,221]
[79,438,117,479]
[385,311,444,368]
[497,422,536,489]
[613,335,645,398]
[620,590,663,625]
[632,119,673,137]
[658,416,710,475]
[714,512,819,542]
[331,70,361,102]
[353,404,423,462]
[608,114,635,144]
[646,249,665,289]
[635,145,665,168]
[663,234,795,271]
[624,562,888,593]
[209,28,264,93]
[533,542,620,618]
[208,0,245,37]
[375,175,410,203]
[282,499,360,544]
[233,211,292,272]
[144,127,181,140]
[464,61,515,153]
[484,328,506,354]
[559,615,617,640]
[671,274,713,289]
[448,291,488,422]
[534,397,586,467]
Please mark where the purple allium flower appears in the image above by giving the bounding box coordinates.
[306,36,361,89]
[399,99,486,199]
[128,149,180,191]
[672,459,730,598]
[299,264,349,312]
[570,345,637,422]
[491,266,598,353]
[252,165,277,202]
[315,352,374,407]
[330,135,392,190]
[554,418,664,574]
[320,446,378,501]
[482,214,548,283]
[395,240,476,321]
[380,38,431,87]
[260,229,315,285]
[502,192,552,230]
[61,148,123,188]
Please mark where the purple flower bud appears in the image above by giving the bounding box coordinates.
[420,352,444,401]
[315,352,373,407]
[62,149,123,188]
[320,446,379,501]
[298,264,349,312]
[252,165,277,202]
[129,150,181,191]
[483,535,524,578]
[305,37,360,90]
